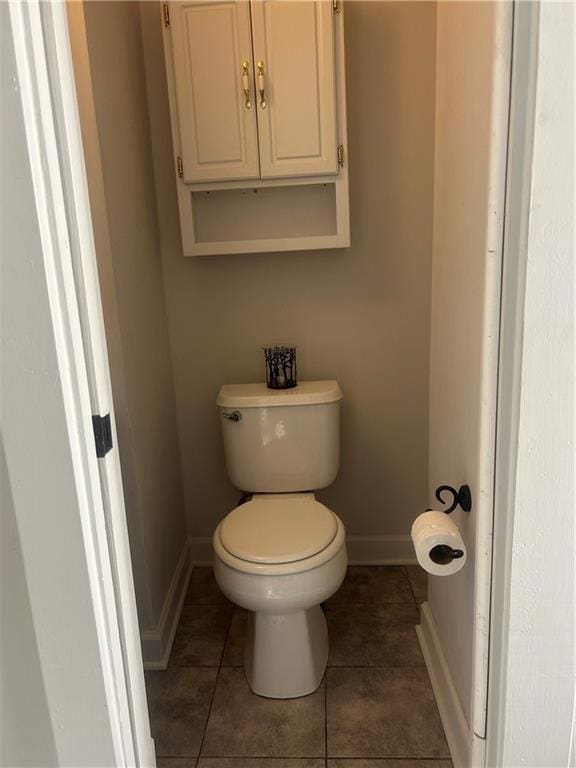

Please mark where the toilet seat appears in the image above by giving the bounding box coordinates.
[220,494,338,565]
[214,494,346,576]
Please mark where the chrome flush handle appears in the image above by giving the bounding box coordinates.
[222,410,242,422]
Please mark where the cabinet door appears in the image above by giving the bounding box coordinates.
[169,1,260,182]
[250,0,338,179]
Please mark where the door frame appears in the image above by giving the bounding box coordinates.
[485,1,540,761]
[486,0,575,764]
[7,1,155,764]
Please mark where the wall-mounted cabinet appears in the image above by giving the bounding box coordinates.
[162,0,349,256]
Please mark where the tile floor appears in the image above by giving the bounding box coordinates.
[146,565,451,767]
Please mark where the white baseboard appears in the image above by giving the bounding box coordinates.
[141,542,192,670]
[190,534,416,566]
[416,601,470,767]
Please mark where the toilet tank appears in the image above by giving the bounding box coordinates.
[217,381,343,493]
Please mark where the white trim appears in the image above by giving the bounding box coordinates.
[189,534,416,566]
[467,1,514,743]
[141,543,192,670]
[7,2,145,763]
[416,602,469,768]
[41,5,156,764]
[486,1,575,764]
[11,2,158,763]
[486,3,539,763]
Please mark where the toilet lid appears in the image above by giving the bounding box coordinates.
[219,495,338,565]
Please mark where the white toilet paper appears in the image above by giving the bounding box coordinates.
[411,510,467,576]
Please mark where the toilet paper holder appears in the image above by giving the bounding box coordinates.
[429,543,465,564]
[433,484,472,515]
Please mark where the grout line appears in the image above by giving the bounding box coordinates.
[325,757,452,763]
[193,754,451,762]
[194,662,224,758]
[217,660,423,668]
[195,600,234,759]
[323,664,428,671]
[326,664,426,669]
[326,602,420,607]
[170,664,227,669]
[404,564,420,607]
[324,667,329,767]
[195,756,334,761]
[183,602,232,607]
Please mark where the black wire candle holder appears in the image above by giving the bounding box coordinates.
[263,346,297,389]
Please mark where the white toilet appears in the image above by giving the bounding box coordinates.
[213,380,348,699]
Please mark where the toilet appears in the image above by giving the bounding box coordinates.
[213,380,348,699]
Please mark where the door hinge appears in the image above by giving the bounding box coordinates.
[333,0,340,13]
[338,144,344,168]
[92,413,113,459]
[177,155,184,178]
[163,4,170,28]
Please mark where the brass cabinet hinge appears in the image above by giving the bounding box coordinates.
[177,155,183,178]
[333,0,340,14]
[163,4,170,28]
[338,144,344,168]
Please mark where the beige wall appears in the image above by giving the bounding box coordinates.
[69,1,187,629]
[141,1,436,548]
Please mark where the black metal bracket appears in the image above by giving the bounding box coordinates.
[429,544,465,564]
[434,484,472,514]
[92,413,113,458]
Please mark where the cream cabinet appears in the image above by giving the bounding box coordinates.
[251,1,338,178]
[162,0,349,255]
[170,2,260,182]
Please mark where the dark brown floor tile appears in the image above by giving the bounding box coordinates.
[221,607,248,666]
[407,565,428,604]
[146,668,217,757]
[328,761,452,767]
[185,567,230,605]
[327,604,423,667]
[328,567,414,605]
[170,605,232,667]
[202,668,326,757]
[327,667,450,758]
[198,760,325,767]
[157,760,198,768]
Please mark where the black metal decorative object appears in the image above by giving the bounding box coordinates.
[434,484,472,515]
[429,544,465,564]
[263,345,297,389]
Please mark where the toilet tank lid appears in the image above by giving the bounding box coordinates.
[216,380,343,408]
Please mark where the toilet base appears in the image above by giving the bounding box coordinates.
[244,605,328,699]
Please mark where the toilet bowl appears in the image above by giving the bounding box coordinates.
[214,381,347,699]
[213,493,347,699]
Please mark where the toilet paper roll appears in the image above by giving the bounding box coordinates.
[411,510,467,576]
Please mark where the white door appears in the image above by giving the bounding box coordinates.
[420,3,513,766]
[251,0,338,178]
[169,1,260,182]
[3,2,155,764]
